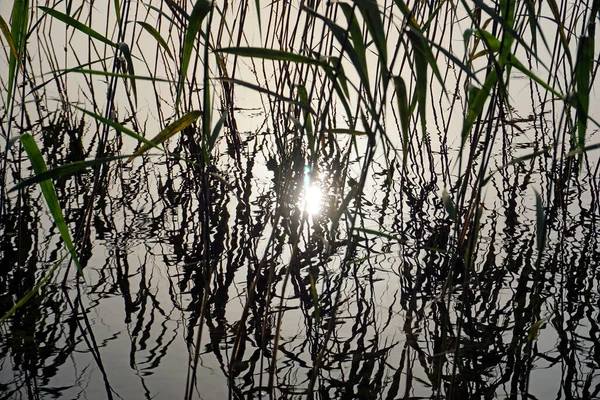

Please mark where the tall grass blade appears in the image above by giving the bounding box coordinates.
[575,35,593,151]
[354,0,388,77]
[0,15,18,61]
[128,111,202,161]
[39,6,116,48]
[524,0,538,54]
[0,254,66,325]
[392,76,409,166]
[9,155,133,192]
[218,77,315,113]
[209,111,227,152]
[137,21,174,59]
[75,106,163,149]
[20,134,83,277]
[339,3,369,87]
[545,0,573,69]
[112,0,121,27]
[217,46,327,68]
[7,0,29,110]
[176,0,211,111]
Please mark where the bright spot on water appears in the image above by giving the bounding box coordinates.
[301,184,323,216]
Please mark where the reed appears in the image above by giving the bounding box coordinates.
[1,1,599,398]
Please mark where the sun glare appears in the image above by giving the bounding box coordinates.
[301,184,323,216]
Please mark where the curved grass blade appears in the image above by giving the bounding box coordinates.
[137,21,174,59]
[218,77,315,114]
[339,3,369,87]
[29,57,112,94]
[209,111,228,152]
[354,0,388,77]
[20,134,83,277]
[7,0,29,110]
[39,6,116,48]
[9,155,133,192]
[128,111,202,161]
[217,46,328,69]
[301,6,373,98]
[74,105,160,149]
[57,68,173,83]
[176,0,211,111]
[0,15,18,61]
[392,76,409,165]
[117,42,137,104]
[112,0,121,27]
[0,253,67,325]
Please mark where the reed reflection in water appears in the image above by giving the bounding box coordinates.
[0,0,600,399]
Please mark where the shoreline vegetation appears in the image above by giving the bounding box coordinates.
[1,1,599,399]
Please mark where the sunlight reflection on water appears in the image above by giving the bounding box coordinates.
[300,165,323,216]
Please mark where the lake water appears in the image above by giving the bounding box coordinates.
[1,1,600,399]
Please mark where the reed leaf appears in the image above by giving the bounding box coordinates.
[128,111,203,161]
[217,46,327,69]
[0,254,66,325]
[0,15,18,61]
[176,0,211,111]
[39,6,116,48]
[74,106,159,150]
[9,155,133,192]
[20,134,83,276]
[7,0,29,111]
[218,77,315,114]
[354,0,388,78]
[392,76,410,166]
[137,21,174,59]
[575,35,593,151]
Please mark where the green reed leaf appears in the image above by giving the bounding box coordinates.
[9,155,133,192]
[129,111,202,161]
[20,134,83,277]
[217,46,327,68]
[137,21,174,59]
[524,0,538,54]
[7,0,29,111]
[39,6,116,48]
[408,30,429,138]
[74,105,158,149]
[58,68,173,83]
[0,254,66,325]
[392,76,410,165]
[209,111,228,152]
[545,0,573,69]
[301,6,373,99]
[176,0,211,111]
[339,3,369,87]
[218,77,314,114]
[113,0,121,27]
[354,0,388,77]
[0,15,18,61]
